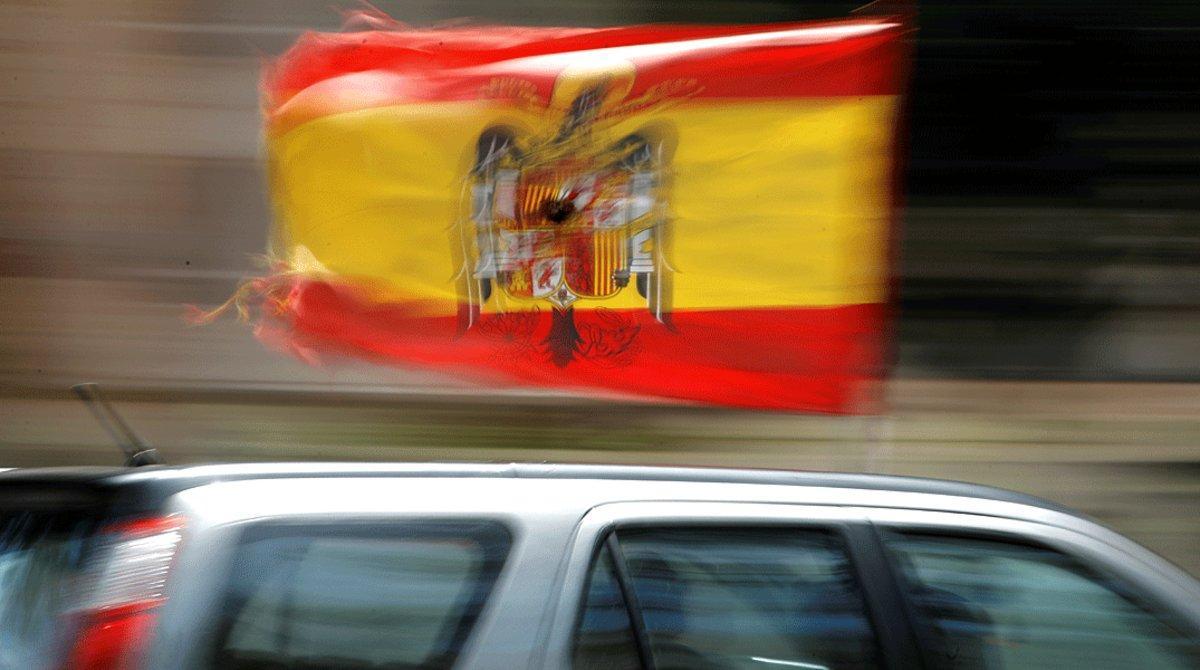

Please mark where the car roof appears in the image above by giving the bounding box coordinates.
[0,461,1074,516]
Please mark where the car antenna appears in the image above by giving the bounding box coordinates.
[71,383,162,467]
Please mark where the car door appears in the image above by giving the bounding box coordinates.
[541,502,921,670]
[864,508,1200,669]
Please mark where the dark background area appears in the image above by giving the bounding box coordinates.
[900,1,1200,380]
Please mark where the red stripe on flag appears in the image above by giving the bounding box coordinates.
[266,280,885,413]
[265,18,907,113]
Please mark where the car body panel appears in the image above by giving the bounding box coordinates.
[2,463,1195,668]
[130,471,1200,668]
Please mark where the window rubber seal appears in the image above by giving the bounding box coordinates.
[607,531,657,670]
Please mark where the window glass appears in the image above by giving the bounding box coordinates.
[614,527,880,670]
[887,533,1200,670]
[209,522,509,670]
[0,510,96,670]
[573,544,642,670]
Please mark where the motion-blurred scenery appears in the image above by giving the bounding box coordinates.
[1,1,1200,667]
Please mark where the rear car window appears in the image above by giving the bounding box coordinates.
[0,509,98,670]
[206,521,510,670]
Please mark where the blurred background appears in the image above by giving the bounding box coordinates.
[1,1,1198,572]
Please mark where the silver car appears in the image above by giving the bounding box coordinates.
[0,463,1197,669]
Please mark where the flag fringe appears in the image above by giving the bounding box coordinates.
[186,254,302,326]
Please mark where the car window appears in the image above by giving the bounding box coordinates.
[573,544,643,670]
[885,533,1200,670]
[206,521,510,670]
[574,526,881,670]
[0,510,97,670]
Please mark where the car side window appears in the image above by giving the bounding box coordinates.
[574,526,881,670]
[205,521,510,670]
[885,532,1200,670]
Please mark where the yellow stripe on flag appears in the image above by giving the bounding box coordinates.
[269,96,899,315]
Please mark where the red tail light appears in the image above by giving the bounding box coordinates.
[63,516,184,670]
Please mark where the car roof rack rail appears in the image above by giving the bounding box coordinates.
[71,383,162,467]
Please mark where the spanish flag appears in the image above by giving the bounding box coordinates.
[252,15,909,413]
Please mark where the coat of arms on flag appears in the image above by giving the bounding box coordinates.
[461,57,687,367]
[209,13,911,413]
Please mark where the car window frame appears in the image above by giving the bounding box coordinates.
[569,531,654,670]
[546,502,922,670]
[864,507,1200,667]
